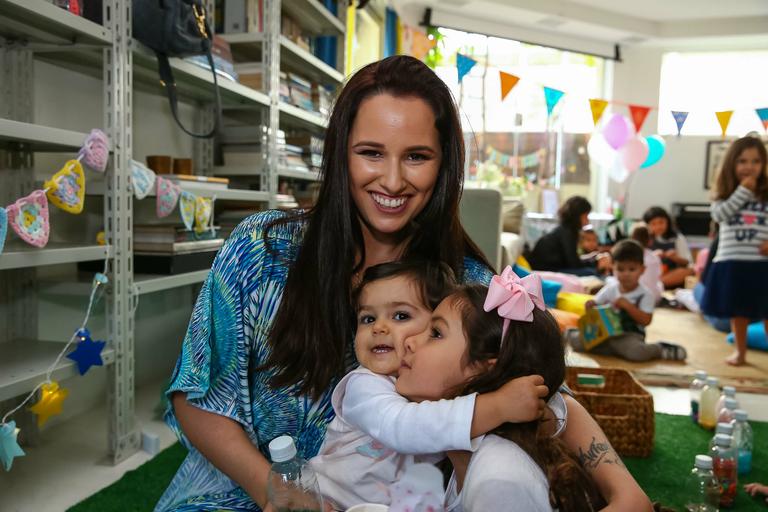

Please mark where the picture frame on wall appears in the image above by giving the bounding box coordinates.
[704,140,731,190]
[705,138,768,189]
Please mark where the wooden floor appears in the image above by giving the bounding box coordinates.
[571,308,768,393]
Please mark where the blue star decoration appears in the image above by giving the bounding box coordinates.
[66,328,106,376]
[0,421,25,471]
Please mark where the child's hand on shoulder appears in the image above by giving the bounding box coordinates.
[494,375,548,423]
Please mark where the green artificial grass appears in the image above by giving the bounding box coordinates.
[69,413,767,511]
[625,413,767,511]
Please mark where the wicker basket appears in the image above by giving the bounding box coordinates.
[565,366,655,458]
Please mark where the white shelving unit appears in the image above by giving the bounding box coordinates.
[0,0,343,465]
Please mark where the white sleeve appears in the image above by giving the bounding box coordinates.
[675,233,693,265]
[342,372,476,454]
[638,288,656,314]
[593,283,614,305]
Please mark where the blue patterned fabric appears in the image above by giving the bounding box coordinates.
[155,210,493,511]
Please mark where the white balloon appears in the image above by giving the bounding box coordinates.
[609,153,630,183]
[587,133,616,168]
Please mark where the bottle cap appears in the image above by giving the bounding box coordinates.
[714,433,732,447]
[268,435,297,463]
[723,385,736,397]
[715,422,734,435]
[695,455,713,470]
[694,370,707,380]
[724,397,739,410]
[734,409,749,422]
[706,377,719,387]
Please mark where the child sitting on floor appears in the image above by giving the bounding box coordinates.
[579,228,612,275]
[566,240,687,362]
[309,261,556,510]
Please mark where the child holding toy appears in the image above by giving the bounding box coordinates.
[700,136,768,366]
[567,240,687,361]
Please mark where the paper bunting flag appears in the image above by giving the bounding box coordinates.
[0,207,6,256]
[628,105,651,133]
[456,54,477,83]
[499,71,520,101]
[156,176,181,218]
[6,190,49,248]
[589,99,609,127]
[179,191,196,231]
[194,196,213,234]
[45,159,85,214]
[66,328,106,376]
[130,160,156,199]
[716,111,733,137]
[543,87,565,116]
[29,381,68,428]
[671,111,689,136]
[78,129,110,173]
[0,421,25,471]
[756,108,768,132]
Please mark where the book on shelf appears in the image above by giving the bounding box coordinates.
[220,123,267,144]
[134,238,225,255]
[223,0,264,33]
[134,224,220,244]
[164,174,230,190]
[134,250,220,275]
[234,62,264,90]
[223,144,266,167]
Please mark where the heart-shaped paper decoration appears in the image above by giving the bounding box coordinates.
[194,196,213,234]
[45,160,86,214]
[179,191,196,231]
[6,190,50,247]
[78,129,110,173]
[156,177,181,218]
[130,160,156,200]
[0,206,7,255]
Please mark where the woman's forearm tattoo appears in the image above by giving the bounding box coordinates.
[577,436,625,470]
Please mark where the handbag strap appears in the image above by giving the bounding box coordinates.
[155,14,222,139]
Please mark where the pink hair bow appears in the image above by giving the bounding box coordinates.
[483,266,546,340]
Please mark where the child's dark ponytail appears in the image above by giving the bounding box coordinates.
[451,284,604,511]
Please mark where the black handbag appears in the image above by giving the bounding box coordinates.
[133,0,222,138]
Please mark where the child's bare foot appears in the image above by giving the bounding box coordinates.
[725,352,746,366]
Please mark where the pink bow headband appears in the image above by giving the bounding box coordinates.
[483,266,546,343]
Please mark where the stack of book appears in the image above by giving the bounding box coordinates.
[220,124,267,171]
[281,13,312,52]
[286,133,324,171]
[234,62,264,91]
[186,36,238,82]
[287,73,314,112]
[133,224,224,275]
[221,0,264,34]
[164,174,230,191]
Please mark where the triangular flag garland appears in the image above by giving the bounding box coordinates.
[156,176,181,218]
[45,160,86,214]
[456,53,477,83]
[179,191,197,231]
[628,105,651,133]
[671,111,689,136]
[756,108,768,132]
[499,71,520,101]
[486,145,545,170]
[543,87,565,116]
[0,207,7,256]
[716,111,734,137]
[589,99,609,127]
[6,190,50,248]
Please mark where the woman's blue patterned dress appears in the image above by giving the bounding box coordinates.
[155,210,493,511]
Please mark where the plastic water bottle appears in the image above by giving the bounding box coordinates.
[689,371,708,423]
[710,433,737,508]
[267,436,324,512]
[715,385,736,415]
[708,422,734,453]
[731,409,753,475]
[698,377,720,430]
[684,455,719,512]
[717,397,739,425]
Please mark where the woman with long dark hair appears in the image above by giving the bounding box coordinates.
[156,56,646,511]
[528,196,609,276]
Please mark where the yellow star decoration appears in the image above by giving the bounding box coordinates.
[29,381,69,427]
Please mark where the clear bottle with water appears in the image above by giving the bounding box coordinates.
[710,433,737,508]
[708,422,734,453]
[685,455,720,512]
[690,371,708,423]
[717,397,739,425]
[732,409,753,475]
[267,436,324,512]
[699,377,720,430]
[715,385,736,416]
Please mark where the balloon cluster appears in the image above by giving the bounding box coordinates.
[587,113,666,183]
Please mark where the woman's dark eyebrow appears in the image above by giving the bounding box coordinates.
[351,141,437,154]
